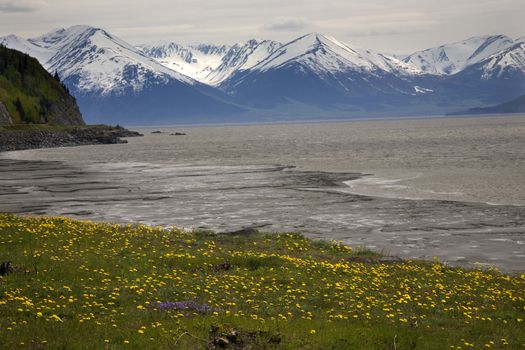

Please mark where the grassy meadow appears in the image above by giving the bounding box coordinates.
[0,214,524,349]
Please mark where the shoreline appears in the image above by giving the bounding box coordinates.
[99,112,525,129]
[1,156,524,272]
[0,125,143,153]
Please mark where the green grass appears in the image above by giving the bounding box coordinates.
[0,214,523,349]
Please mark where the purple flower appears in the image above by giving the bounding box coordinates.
[152,301,220,314]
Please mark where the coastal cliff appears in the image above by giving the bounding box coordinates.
[0,46,142,152]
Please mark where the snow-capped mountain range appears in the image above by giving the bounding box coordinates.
[1,25,524,124]
[220,33,427,109]
[1,25,196,96]
[250,33,419,75]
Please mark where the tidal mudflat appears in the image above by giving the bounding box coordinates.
[1,115,524,271]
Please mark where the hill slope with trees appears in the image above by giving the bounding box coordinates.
[0,45,84,125]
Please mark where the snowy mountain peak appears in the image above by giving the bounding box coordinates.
[250,32,416,76]
[246,39,260,46]
[292,32,320,42]
[0,33,55,63]
[204,38,281,85]
[404,34,515,75]
[139,42,191,60]
[1,25,197,96]
[0,34,26,47]
[466,35,513,63]
[283,32,348,53]
[138,42,230,82]
[29,27,67,48]
[139,38,281,85]
[190,43,230,56]
[297,32,332,42]
[49,25,142,57]
[286,33,370,55]
[43,26,195,95]
[1,34,22,41]
[474,40,525,79]
[30,25,113,50]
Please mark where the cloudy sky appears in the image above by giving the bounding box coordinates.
[0,0,523,53]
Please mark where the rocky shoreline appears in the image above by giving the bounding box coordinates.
[0,126,142,152]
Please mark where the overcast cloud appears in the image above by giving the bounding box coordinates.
[0,0,45,13]
[0,0,523,53]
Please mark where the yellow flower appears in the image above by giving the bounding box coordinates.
[310,329,316,334]
[50,314,62,322]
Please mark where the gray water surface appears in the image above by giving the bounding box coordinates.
[1,116,525,272]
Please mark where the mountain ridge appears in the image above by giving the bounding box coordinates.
[449,94,525,115]
[403,35,515,75]
[1,26,523,125]
[1,25,245,124]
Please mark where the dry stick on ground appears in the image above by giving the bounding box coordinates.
[173,332,208,348]
[393,334,398,350]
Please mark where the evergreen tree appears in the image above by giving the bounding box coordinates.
[14,97,27,122]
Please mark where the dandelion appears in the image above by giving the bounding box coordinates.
[0,214,524,348]
[49,314,62,322]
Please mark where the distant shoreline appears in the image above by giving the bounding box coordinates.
[114,112,525,129]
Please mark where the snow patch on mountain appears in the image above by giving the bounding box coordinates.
[414,86,433,94]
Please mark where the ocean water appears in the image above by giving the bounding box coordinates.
[1,115,525,271]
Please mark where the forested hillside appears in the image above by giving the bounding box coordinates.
[0,45,84,125]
